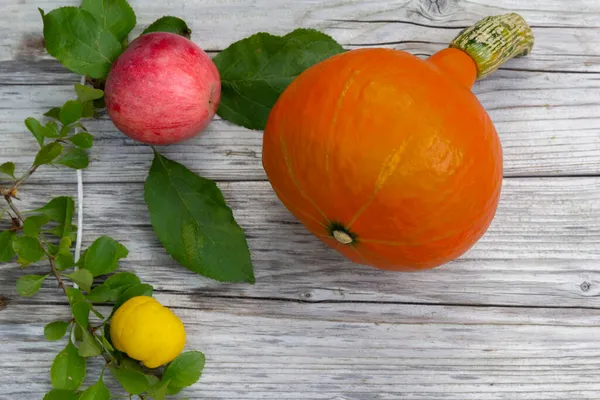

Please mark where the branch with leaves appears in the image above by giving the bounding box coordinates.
[1,85,204,399]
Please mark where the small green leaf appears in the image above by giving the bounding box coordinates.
[79,236,128,277]
[68,132,94,149]
[104,271,140,288]
[34,142,63,166]
[41,7,123,79]
[60,124,72,138]
[214,29,345,130]
[100,333,114,352]
[142,16,191,38]
[82,101,95,118]
[22,215,51,237]
[43,389,79,400]
[86,284,112,302]
[87,285,112,303]
[79,376,110,400]
[59,237,72,253]
[145,152,254,283]
[149,379,170,400]
[81,0,136,42]
[74,84,104,103]
[113,284,153,311]
[0,162,16,179]
[110,367,151,395]
[25,117,49,146]
[32,196,75,225]
[55,252,75,271]
[64,269,93,293]
[91,306,105,319]
[57,147,89,169]
[0,231,16,262]
[44,320,70,341]
[47,224,78,241]
[12,236,46,265]
[44,107,62,120]
[163,351,205,394]
[46,121,60,138]
[73,324,84,342]
[60,100,83,126]
[51,341,86,390]
[78,330,102,358]
[72,301,90,328]
[16,274,49,297]
[66,287,86,305]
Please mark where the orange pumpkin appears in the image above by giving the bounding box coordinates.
[262,14,534,271]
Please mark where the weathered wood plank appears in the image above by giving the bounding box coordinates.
[1,70,599,182]
[1,178,598,307]
[3,302,600,399]
[2,0,600,72]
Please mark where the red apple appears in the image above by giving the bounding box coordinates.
[105,32,221,145]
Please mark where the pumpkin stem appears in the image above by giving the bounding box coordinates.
[450,13,534,79]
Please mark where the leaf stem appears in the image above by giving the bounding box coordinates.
[49,254,68,296]
[13,164,39,192]
[3,196,24,224]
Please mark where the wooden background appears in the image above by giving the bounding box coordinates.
[1,0,600,398]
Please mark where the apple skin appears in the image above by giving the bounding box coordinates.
[105,32,221,145]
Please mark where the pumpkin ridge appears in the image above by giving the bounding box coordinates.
[272,186,327,229]
[347,142,410,230]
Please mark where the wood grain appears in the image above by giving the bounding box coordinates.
[3,302,600,399]
[1,178,598,308]
[1,0,600,399]
[1,69,600,183]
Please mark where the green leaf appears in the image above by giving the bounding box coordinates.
[74,84,104,103]
[163,351,205,394]
[16,274,49,297]
[145,152,254,283]
[22,215,51,237]
[110,367,151,395]
[44,320,70,341]
[86,284,112,302]
[100,332,114,352]
[60,124,72,138]
[69,132,94,149]
[46,121,61,138]
[55,252,75,270]
[34,142,63,166]
[113,284,153,311]
[79,376,110,400]
[82,101,95,118]
[0,162,16,179]
[57,147,89,169]
[78,330,102,358]
[81,0,136,42]
[59,237,72,253]
[104,271,140,288]
[59,100,83,126]
[51,341,86,390]
[25,117,50,146]
[72,301,90,328]
[214,28,345,130]
[94,97,105,109]
[0,231,16,262]
[66,287,86,305]
[32,196,75,226]
[12,236,46,265]
[41,7,123,79]
[64,269,93,293]
[47,224,78,242]
[142,16,191,39]
[44,107,62,120]
[149,379,170,400]
[79,236,128,277]
[43,389,79,400]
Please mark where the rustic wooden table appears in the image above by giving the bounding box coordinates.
[1,0,600,399]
